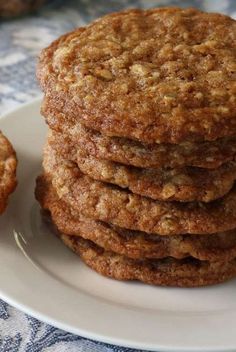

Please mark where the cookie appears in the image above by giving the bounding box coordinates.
[43,141,236,236]
[36,175,236,262]
[74,148,236,203]
[48,130,236,202]
[75,150,236,203]
[0,0,46,17]
[0,131,17,213]
[59,234,236,287]
[45,109,236,170]
[37,8,236,144]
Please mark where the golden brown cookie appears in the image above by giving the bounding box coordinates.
[45,109,236,170]
[59,234,236,287]
[37,8,236,144]
[48,129,236,202]
[75,148,236,203]
[36,174,236,262]
[43,141,236,236]
[0,131,17,214]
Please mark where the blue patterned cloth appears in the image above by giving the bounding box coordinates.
[0,1,236,351]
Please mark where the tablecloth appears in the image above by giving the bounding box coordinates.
[0,1,235,351]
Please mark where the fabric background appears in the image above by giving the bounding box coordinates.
[0,1,235,351]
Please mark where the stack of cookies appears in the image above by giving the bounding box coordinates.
[36,7,236,287]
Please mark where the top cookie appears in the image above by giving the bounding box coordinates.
[37,7,236,144]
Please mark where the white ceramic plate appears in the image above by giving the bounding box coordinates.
[1,98,236,352]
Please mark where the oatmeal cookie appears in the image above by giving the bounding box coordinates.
[36,175,236,262]
[38,8,236,144]
[45,110,236,170]
[0,131,17,213]
[75,150,236,203]
[43,141,236,236]
[49,130,236,202]
[59,234,236,287]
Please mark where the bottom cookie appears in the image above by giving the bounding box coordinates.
[59,233,236,288]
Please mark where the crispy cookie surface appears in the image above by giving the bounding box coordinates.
[38,8,236,144]
[0,131,17,213]
[59,234,236,287]
[49,130,236,202]
[45,110,236,170]
[36,175,236,262]
[43,141,236,236]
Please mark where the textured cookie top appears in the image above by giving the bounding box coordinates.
[38,7,236,143]
[0,131,17,213]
